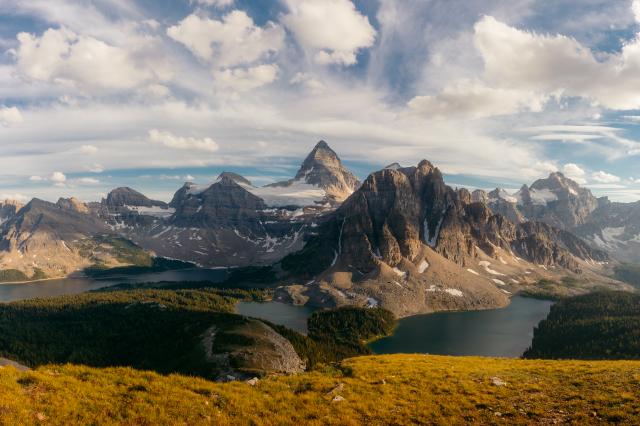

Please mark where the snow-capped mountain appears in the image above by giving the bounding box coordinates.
[258,140,360,205]
[475,172,640,263]
[478,173,599,230]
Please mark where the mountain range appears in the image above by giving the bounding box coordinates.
[0,141,634,315]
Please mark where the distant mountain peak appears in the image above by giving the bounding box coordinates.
[265,140,359,203]
[384,162,402,170]
[105,187,167,208]
[216,172,252,187]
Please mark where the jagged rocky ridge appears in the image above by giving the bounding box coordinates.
[276,161,612,317]
[478,172,640,263]
[0,198,145,277]
[0,140,632,305]
[98,141,358,267]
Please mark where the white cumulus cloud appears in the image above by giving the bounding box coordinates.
[167,11,284,66]
[77,177,100,185]
[634,0,640,23]
[149,129,219,152]
[282,0,376,65]
[50,171,67,183]
[0,106,23,126]
[213,64,279,91]
[562,163,587,184]
[592,171,621,183]
[473,15,640,110]
[15,27,167,94]
[408,80,547,119]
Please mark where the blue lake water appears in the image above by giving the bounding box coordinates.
[0,269,552,358]
[236,301,316,334]
[0,268,228,303]
[234,296,552,358]
[370,296,553,357]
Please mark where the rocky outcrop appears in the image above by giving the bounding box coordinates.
[217,172,252,187]
[57,197,89,214]
[202,319,304,379]
[0,200,23,224]
[574,198,640,263]
[519,172,598,229]
[0,199,120,276]
[171,176,266,232]
[104,187,168,208]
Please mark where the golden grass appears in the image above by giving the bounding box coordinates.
[1,354,639,425]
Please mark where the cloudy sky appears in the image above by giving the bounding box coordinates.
[1,0,640,203]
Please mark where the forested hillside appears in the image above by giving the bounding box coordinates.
[524,291,640,359]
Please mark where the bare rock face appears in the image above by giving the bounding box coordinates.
[203,319,305,379]
[478,174,599,231]
[227,320,305,375]
[486,188,525,224]
[471,189,488,204]
[575,198,640,262]
[56,197,89,214]
[294,140,360,201]
[217,172,253,187]
[280,159,609,316]
[171,176,267,232]
[0,199,114,277]
[518,172,598,229]
[0,200,23,224]
[169,182,197,208]
[104,187,167,208]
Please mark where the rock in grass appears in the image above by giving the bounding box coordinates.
[490,376,507,387]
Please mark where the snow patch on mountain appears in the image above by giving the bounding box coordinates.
[528,188,559,205]
[126,205,175,218]
[248,181,327,207]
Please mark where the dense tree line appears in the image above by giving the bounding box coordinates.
[0,289,257,378]
[523,291,640,360]
[274,307,397,369]
[0,286,398,376]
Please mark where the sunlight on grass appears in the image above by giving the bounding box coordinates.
[1,354,639,425]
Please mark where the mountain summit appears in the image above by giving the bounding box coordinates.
[268,141,360,203]
[295,141,360,201]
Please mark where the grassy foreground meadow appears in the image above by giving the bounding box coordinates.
[1,354,639,425]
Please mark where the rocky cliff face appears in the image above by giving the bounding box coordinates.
[574,199,640,263]
[0,200,23,224]
[104,187,168,208]
[171,176,266,231]
[0,198,135,277]
[518,172,598,229]
[480,173,598,230]
[278,160,611,316]
[477,173,640,262]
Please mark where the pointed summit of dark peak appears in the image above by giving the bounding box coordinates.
[314,140,330,150]
[284,140,360,202]
[217,171,252,187]
[385,162,402,170]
